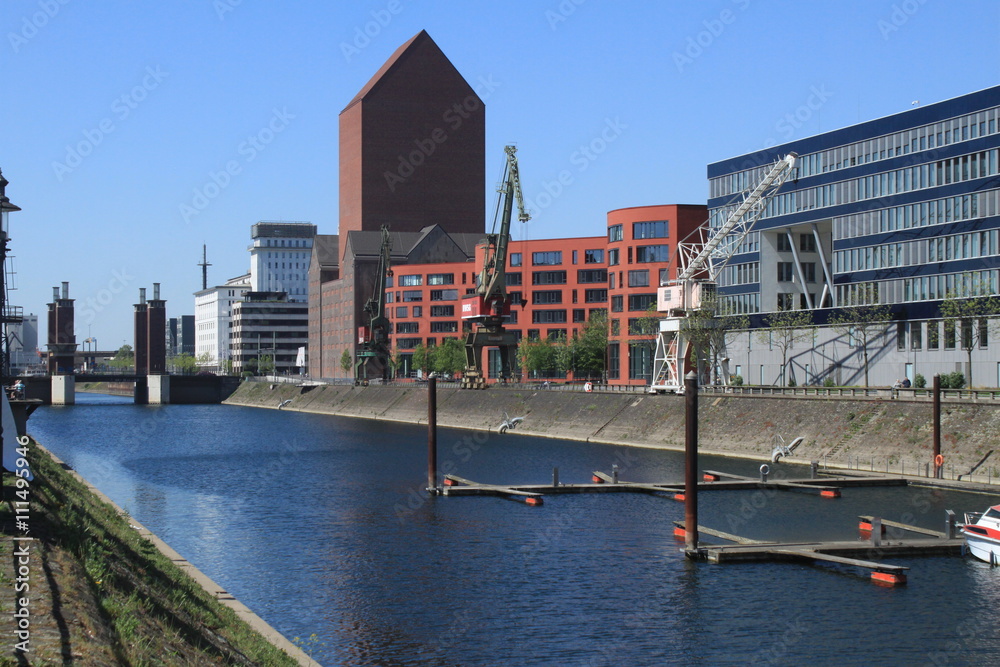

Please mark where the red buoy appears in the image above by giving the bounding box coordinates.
[525,496,543,506]
[673,526,687,539]
[703,473,720,481]
[820,489,841,498]
[592,475,604,484]
[443,478,457,486]
[673,493,685,502]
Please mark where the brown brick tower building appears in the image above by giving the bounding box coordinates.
[309,30,487,379]
[338,30,485,250]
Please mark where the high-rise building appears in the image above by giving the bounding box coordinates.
[248,221,317,300]
[339,30,485,247]
[194,274,250,370]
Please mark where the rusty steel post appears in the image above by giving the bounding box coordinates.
[684,371,699,554]
[427,377,438,493]
[932,374,941,478]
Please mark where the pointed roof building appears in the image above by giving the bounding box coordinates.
[339,30,485,256]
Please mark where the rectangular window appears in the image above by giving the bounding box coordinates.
[572,250,578,265]
[396,337,420,350]
[527,329,540,341]
[532,251,563,266]
[412,306,422,318]
[628,343,653,381]
[635,244,670,263]
[429,289,458,301]
[532,290,563,304]
[611,295,624,312]
[910,321,922,350]
[777,293,794,310]
[633,220,669,239]
[800,234,817,253]
[944,320,956,349]
[430,305,454,317]
[585,288,608,303]
[427,273,454,285]
[803,263,816,283]
[608,248,620,266]
[402,290,422,302]
[584,249,604,264]
[509,291,523,305]
[608,224,623,242]
[532,309,567,324]
[608,343,620,380]
[777,234,792,252]
[396,322,419,334]
[532,270,567,285]
[777,262,794,282]
[628,270,650,287]
[573,309,586,323]
[628,294,657,311]
[578,269,608,283]
[399,275,423,287]
[430,321,458,333]
[395,306,408,318]
[506,272,523,286]
[510,253,522,267]
[610,319,621,336]
[927,320,940,349]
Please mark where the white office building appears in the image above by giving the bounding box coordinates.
[248,222,317,301]
[194,274,250,370]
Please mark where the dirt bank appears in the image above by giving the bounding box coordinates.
[225,382,1000,478]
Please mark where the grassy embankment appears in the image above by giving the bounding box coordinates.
[0,438,303,665]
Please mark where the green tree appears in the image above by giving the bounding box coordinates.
[940,279,1000,388]
[552,333,573,376]
[388,350,402,380]
[684,294,750,385]
[412,343,428,375]
[755,309,814,386]
[430,338,466,377]
[518,337,556,379]
[109,344,135,370]
[258,354,275,376]
[828,282,893,388]
[572,310,609,379]
[340,349,352,376]
[170,353,198,375]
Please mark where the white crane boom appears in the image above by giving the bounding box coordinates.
[650,152,798,393]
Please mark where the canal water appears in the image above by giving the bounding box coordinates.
[26,393,1000,665]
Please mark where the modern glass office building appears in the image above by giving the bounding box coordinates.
[705,85,1000,386]
[709,85,1000,318]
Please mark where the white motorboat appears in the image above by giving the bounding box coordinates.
[962,505,1000,564]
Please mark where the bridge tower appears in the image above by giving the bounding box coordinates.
[47,282,76,405]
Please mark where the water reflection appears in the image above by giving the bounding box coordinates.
[26,401,1000,665]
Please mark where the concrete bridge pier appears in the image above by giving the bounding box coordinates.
[51,375,75,405]
[148,375,170,405]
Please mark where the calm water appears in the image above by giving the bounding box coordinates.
[26,393,1000,666]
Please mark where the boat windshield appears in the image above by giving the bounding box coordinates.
[984,508,1000,521]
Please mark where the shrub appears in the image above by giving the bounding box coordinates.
[913,373,926,389]
[822,378,836,388]
[787,378,797,387]
[730,375,744,386]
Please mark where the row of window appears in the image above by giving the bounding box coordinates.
[836,269,999,306]
[776,233,817,253]
[896,319,989,351]
[711,149,1000,226]
[834,228,999,274]
[508,249,605,267]
[608,244,670,266]
[256,238,312,248]
[608,221,671,243]
[776,262,817,283]
[711,104,1000,198]
[610,294,657,312]
[836,189,1000,240]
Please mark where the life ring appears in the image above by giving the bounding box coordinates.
[584,382,593,393]
[935,454,944,467]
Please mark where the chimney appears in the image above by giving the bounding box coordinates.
[61,281,69,299]
[153,282,160,300]
[139,288,146,305]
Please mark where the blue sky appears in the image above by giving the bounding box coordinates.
[2,0,998,350]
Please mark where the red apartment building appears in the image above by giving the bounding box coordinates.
[373,204,705,385]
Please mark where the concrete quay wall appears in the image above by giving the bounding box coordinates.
[225,381,1000,475]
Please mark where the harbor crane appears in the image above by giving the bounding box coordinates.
[356,224,392,384]
[650,153,798,393]
[460,145,530,389]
